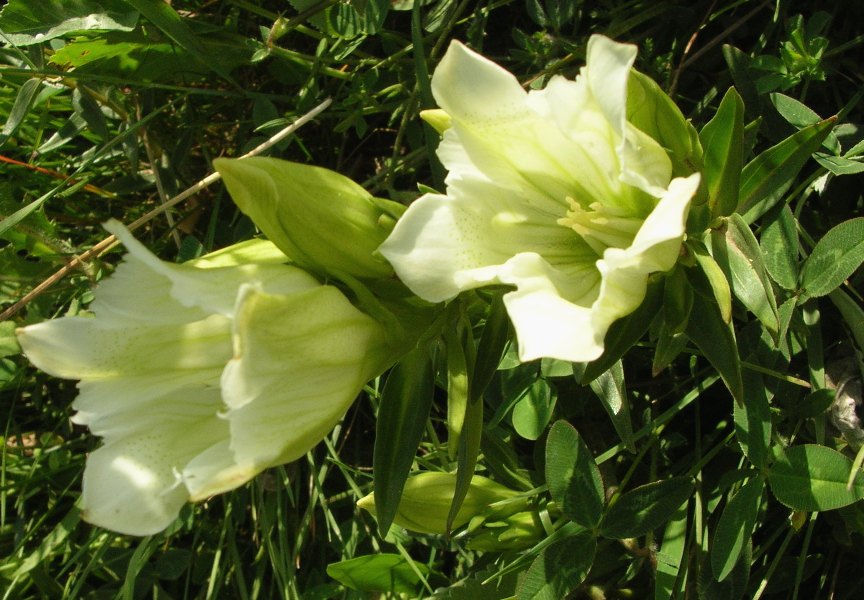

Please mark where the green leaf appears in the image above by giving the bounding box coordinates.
[686,290,744,406]
[373,345,435,536]
[327,554,428,594]
[575,280,662,384]
[0,0,137,45]
[590,361,635,453]
[830,289,864,353]
[800,217,864,298]
[771,93,839,153]
[768,444,864,511]
[0,78,41,148]
[700,87,744,218]
[545,421,604,529]
[712,214,779,340]
[814,153,864,175]
[711,477,764,581]
[447,295,508,531]
[120,0,238,86]
[445,323,471,460]
[690,240,732,323]
[734,371,772,469]
[663,266,693,335]
[738,117,835,224]
[760,204,799,290]
[600,477,694,539]
[512,378,556,441]
[431,565,520,600]
[655,500,689,600]
[516,531,596,600]
[214,157,394,280]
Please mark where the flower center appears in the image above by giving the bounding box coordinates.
[557,198,643,256]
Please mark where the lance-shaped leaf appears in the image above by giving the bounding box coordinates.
[689,239,732,323]
[760,204,800,290]
[686,289,743,406]
[215,157,397,280]
[372,345,435,536]
[711,214,780,341]
[738,118,835,224]
[734,371,772,470]
[589,361,635,453]
[711,476,764,582]
[700,87,744,219]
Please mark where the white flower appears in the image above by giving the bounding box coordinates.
[17,221,391,535]
[380,36,700,363]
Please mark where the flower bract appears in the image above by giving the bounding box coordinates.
[379,35,701,362]
[17,221,392,535]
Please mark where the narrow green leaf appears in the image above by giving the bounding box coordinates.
[470,293,510,400]
[590,361,635,453]
[711,477,764,581]
[800,218,864,298]
[655,500,689,600]
[830,289,864,353]
[686,291,744,406]
[738,117,835,223]
[760,204,799,290]
[768,444,864,511]
[652,324,688,377]
[545,421,604,529]
[690,240,732,323]
[663,266,693,335]
[373,345,435,536]
[771,92,840,153]
[698,539,751,600]
[121,0,238,86]
[0,78,42,147]
[516,531,596,600]
[600,477,694,540]
[447,296,505,532]
[327,554,428,594]
[700,87,744,218]
[445,324,470,461]
[814,153,864,175]
[733,371,772,469]
[712,214,780,339]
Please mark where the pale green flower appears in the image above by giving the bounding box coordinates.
[17,221,392,536]
[380,36,700,362]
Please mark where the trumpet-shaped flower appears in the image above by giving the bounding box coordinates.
[379,36,700,362]
[17,221,393,536]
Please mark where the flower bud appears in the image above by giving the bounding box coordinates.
[357,472,519,534]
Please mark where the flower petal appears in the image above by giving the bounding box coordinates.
[221,285,390,468]
[18,314,232,379]
[498,253,602,362]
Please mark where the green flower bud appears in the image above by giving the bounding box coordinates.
[215,157,397,281]
[357,472,519,535]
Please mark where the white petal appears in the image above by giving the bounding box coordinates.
[80,438,189,536]
[380,186,593,303]
[584,35,672,198]
[221,285,389,468]
[104,220,320,317]
[18,314,232,379]
[498,253,603,363]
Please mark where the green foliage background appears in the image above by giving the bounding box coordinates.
[2,0,864,598]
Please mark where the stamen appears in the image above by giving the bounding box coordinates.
[558,197,643,255]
